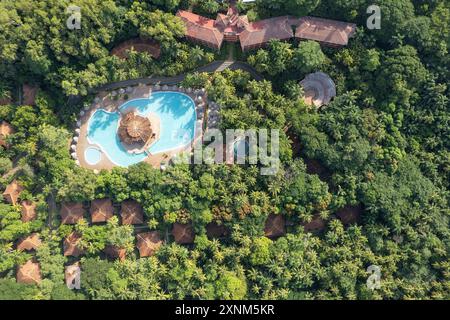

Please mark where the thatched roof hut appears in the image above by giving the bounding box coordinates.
[90,198,114,223]
[120,200,144,225]
[300,72,336,107]
[2,180,23,206]
[17,233,42,251]
[21,200,37,222]
[0,121,14,147]
[63,232,84,257]
[136,231,163,257]
[264,214,286,239]
[17,260,41,285]
[172,223,195,244]
[60,202,85,224]
[118,112,152,147]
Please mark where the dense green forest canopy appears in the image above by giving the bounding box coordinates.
[0,0,449,300]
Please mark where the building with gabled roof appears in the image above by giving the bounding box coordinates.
[136,231,163,257]
[2,180,23,206]
[172,223,195,244]
[264,214,286,239]
[295,16,357,48]
[176,10,225,50]
[21,200,37,222]
[176,5,356,52]
[120,200,144,225]
[90,198,114,223]
[17,260,41,285]
[206,222,229,239]
[63,232,84,257]
[104,245,127,262]
[60,202,85,224]
[17,233,42,251]
[239,16,295,51]
[22,84,38,106]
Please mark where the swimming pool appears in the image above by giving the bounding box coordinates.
[86,92,196,167]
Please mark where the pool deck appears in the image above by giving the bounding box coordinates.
[74,84,206,171]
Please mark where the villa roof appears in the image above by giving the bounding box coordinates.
[206,222,229,239]
[17,260,41,285]
[63,232,84,257]
[22,84,38,106]
[136,231,163,257]
[104,245,127,262]
[303,214,326,232]
[0,121,14,147]
[90,198,114,223]
[21,200,37,222]
[176,10,224,49]
[336,204,362,225]
[120,200,144,225]
[172,223,195,244]
[2,180,23,206]
[111,37,161,59]
[239,16,294,50]
[295,16,356,46]
[17,233,42,251]
[60,202,85,224]
[264,214,286,239]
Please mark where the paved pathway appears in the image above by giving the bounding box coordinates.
[92,60,263,93]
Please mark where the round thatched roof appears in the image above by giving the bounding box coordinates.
[118,112,152,146]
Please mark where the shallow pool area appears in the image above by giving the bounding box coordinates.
[85,147,102,165]
[86,92,196,167]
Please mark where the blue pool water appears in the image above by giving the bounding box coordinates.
[87,92,196,167]
[85,147,102,165]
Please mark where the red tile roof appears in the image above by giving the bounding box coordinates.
[21,200,37,222]
[295,16,356,46]
[17,233,42,251]
[17,260,41,285]
[120,200,144,225]
[60,202,85,224]
[90,198,114,223]
[0,121,14,147]
[206,222,229,239]
[264,214,286,238]
[136,231,163,257]
[172,223,195,244]
[22,84,38,106]
[239,16,294,50]
[2,180,23,206]
[63,232,85,257]
[104,245,127,261]
[177,7,356,51]
[177,10,224,49]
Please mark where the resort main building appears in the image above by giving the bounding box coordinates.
[176,6,357,51]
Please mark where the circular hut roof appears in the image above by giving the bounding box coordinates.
[300,72,336,107]
[118,112,152,146]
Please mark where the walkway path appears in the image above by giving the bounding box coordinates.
[92,60,263,93]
